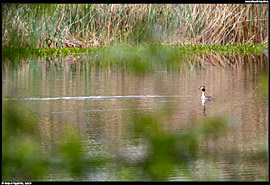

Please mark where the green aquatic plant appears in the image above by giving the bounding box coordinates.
[2,46,99,60]
[47,124,105,180]
[2,43,267,62]
[177,43,268,55]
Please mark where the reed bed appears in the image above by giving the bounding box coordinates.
[2,4,268,48]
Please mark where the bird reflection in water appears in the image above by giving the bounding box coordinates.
[202,98,206,115]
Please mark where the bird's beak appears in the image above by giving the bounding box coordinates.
[197,88,201,90]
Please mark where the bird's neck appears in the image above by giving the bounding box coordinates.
[201,91,205,99]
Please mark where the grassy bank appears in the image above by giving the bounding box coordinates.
[2,4,268,48]
[2,43,268,60]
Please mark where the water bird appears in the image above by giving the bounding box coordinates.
[198,86,214,101]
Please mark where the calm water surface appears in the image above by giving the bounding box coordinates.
[2,54,268,181]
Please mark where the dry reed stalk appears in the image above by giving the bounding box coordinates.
[2,4,268,47]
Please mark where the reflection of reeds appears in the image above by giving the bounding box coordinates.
[2,52,267,78]
[194,53,268,68]
[2,53,268,180]
[2,4,268,47]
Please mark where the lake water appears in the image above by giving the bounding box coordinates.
[2,53,268,181]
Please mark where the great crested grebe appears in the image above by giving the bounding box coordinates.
[198,86,214,100]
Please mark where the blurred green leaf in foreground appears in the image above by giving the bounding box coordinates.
[2,101,103,181]
[122,104,234,181]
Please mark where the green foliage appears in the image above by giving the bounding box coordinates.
[124,104,233,180]
[2,102,47,181]
[2,101,103,181]
[47,124,103,179]
[2,47,98,60]
[94,45,182,75]
[195,116,230,137]
[3,43,267,62]
[177,43,268,55]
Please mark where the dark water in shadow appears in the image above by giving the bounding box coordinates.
[2,53,268,181]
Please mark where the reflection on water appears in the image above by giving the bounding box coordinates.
[2,53,268,181]
[3,95,188,101]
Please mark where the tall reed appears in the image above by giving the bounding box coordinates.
[2,4,268,48]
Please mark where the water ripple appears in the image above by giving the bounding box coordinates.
[3,95,192,101]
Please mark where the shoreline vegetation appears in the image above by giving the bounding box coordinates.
[2,44,268,60]
[2,4,268,48]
